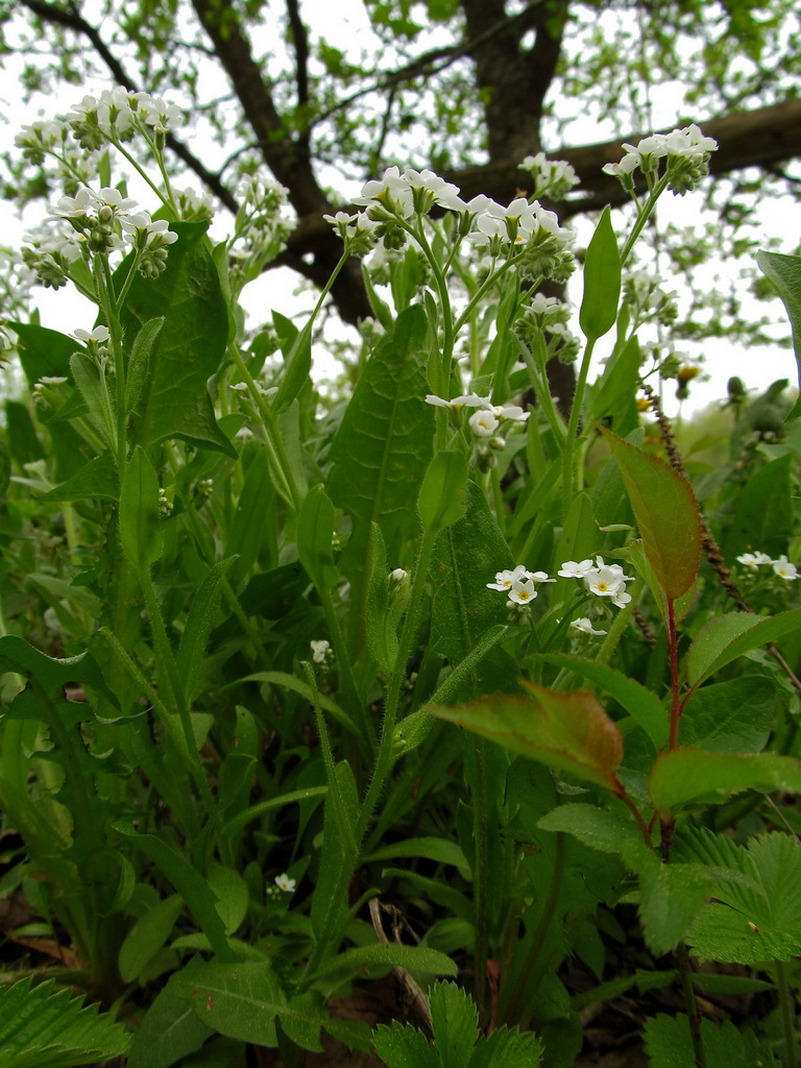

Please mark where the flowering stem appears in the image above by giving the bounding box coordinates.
[619,173,670,267]
[561,335,597,517]
[471,735,491,1022]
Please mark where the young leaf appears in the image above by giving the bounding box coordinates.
[0,977,130,1068]
[429,683,624,792]
[579,206,621,340]
[599,428,701,600]
[538,803,637,854]
[125,315,164,415]
[118,893,184,984]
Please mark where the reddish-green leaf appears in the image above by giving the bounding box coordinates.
[429,682,624,791]
[599,428,701,600]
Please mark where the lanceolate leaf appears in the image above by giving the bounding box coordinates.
[579,206,621,340]
[429,683,624,792]
[117,222,235,456]
[600,428,701,600]
[757,249,801,382]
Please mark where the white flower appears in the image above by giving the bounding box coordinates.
[558,559,595,578]
[490,403,530,423]
[469,409,500,437]
[586,567,627,599]
[425,392,487,410]
[737,552,773,569]
[487,564,533,591]
[570,617,607,636]
[74,325,110,344]
[507,578,537,606]
[771,555,798,581]
[274,873,296,893]
[528,570,556,584]
[310,639,331,663]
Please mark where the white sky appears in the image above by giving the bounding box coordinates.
[0,5,798,420]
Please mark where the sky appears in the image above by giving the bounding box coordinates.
[0,5,798,421]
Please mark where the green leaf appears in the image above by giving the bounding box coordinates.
[599,428,701,600]
[429,683,624,792]
[39,452,119,503]
[0,634,118,721]
[638,862,715,956]
[687,833,801,964]
[119,446,163,572]
[70,351,116,450]
[418,449,469,536]
[686,609,801,687]
[310,760,359,950]
[579,206,621,340]
[118,893,184,983]
[429,981,479,1068]
[309,943,458,986]
[534,654,668,749]
[112,822,234,960]
[175,560,228,703]
[0,977,130,1068]
[680,676,780,753]
[171,960,322,1051]
[296,483,339,592]
[125,976,213,1068]
[118,222,235,456]
[125,316,164,415]
[373,1023,439,1068]
[224,448,275,587]
[364,836,468,869]
[272,317,312,415]
[721,454,793,559]
[6,322,77,388]
[328,304,434,568]
[757,249,801,380]
[648,747,801,811]
[466,1025,544,1068]
[538,803,637,854]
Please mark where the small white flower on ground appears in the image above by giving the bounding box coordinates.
[558,559,595,578]
[469,409,500,437]
[274,873,296,893]
[310,639,331,663]
[737,552,773,568]
[771,555,798,581]
[570,617,608,636]
[507,578,537,606]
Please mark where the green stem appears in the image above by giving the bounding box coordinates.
[677,942,707,1068]
[561,335,596,517]
[471,735,490,1022]
[777,962,798,1068]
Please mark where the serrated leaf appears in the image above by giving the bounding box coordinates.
[0,977,130,1068]
[599,428,701,600]
[686,609,801,687]
[429,981,479,1068]
[649,747,801,811]
[118,222,235,456]
[373,1022,439,1068]
[429,684,624,792]
[579,206,621,340]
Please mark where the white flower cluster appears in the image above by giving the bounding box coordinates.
[487,564,555,607]
[310,639,332,663]
[68,87,183,149]
[558,557,634,609]
[325,165,575,279]
[23,186,178,286]
[425,392,529,439]
[737,552,798,581]
[230,176,294,283]
[602,123,718,195]
[519,152,580,200]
